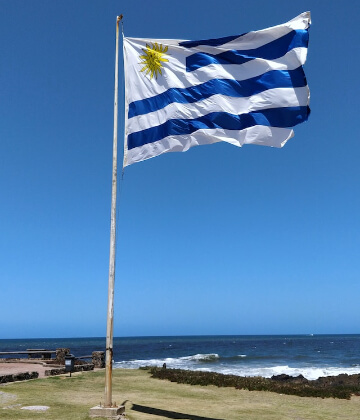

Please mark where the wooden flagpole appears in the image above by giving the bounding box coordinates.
[104,14,123,409]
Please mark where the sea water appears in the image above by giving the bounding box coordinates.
[1,335,359,380]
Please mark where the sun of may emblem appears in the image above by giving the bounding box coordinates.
[139,43,169,80]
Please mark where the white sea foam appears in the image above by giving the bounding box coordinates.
[114,354,360,380]
[238,365,360,381]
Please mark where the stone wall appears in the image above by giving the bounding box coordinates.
[55,348,70,364]
[92,351,105,368]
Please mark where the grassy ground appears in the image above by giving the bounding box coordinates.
[1,369,360,419]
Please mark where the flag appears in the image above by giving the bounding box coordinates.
[123,12,310,167]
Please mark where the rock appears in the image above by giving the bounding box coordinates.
[315,374,360,388]
[21,406,50,411]
[271,374,308,384]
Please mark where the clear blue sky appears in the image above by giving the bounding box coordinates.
[1,0,359,339]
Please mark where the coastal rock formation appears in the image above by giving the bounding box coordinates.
[271,374,307,384]
[315,373,360,388]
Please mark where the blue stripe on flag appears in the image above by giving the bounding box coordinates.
[128,106,310,150]
[128,67,307,119]
[186,29,309,72]
[179,33,246,48]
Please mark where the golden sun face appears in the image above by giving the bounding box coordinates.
[139,43,169,80]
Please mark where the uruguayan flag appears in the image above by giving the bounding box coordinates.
[123,12,310,167]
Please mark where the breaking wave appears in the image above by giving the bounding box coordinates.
[181,353,219,362]
[114,353,219,370]
[114,354,360,380]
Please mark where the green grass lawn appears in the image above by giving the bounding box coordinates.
[1,369,360,419]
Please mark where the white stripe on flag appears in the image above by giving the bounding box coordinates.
[126,126,294,166]
[128,86,309,134]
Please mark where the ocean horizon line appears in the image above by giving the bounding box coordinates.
[2,333,360,341]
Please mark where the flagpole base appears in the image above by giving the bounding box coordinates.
[89,405,126,419]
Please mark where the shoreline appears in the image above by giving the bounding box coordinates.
[113,362,360,381]
[2,360,360,400]
[1,359,360,383]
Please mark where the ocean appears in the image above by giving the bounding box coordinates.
[1,335,359,381]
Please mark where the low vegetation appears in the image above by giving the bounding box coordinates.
[149,367,360,399]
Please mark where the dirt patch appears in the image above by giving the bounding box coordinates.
[0,362,52,378]
[0,390,17,404]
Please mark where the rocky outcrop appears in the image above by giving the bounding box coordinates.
[271,374,308,384]
[315,373,360,388]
